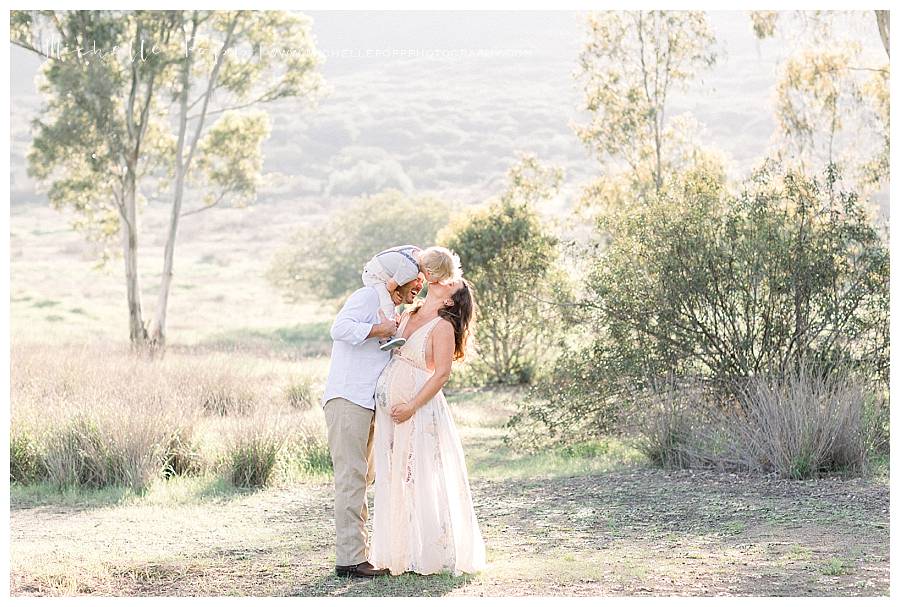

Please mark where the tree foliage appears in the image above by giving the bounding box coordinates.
[516,163,889,444]
[748,10,890,193]
[11,10,325,348]
[16,10,178,258]
[775,45,889,191]
[440,155,569,385]
[576,10,717,199]
[268,190,452,303]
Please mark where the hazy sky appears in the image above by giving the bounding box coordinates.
[9,10,887,210]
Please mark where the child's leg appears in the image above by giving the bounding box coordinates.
[361,260,384,288]
[372,283,397,324]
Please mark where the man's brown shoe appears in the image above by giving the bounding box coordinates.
[335,561,389,578]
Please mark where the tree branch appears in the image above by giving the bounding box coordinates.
[180,191,227,217]
[183,12,241,170]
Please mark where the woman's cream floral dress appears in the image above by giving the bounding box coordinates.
[370,314,486,576]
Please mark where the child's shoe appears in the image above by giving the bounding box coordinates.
[379,336,407,352]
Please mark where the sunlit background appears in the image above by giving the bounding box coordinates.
[8,11,890,597]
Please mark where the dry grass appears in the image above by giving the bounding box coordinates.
[630,368,887,479]
[10,343,329,492]
[10,431,889,597]
[726,367,884,478]
[9,202,332,347]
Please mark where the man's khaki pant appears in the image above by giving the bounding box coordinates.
[324,397,376,567]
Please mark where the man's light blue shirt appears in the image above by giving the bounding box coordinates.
[322,286,392,410]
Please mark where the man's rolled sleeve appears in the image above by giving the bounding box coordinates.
[330,288,376,346]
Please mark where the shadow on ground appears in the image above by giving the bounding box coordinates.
[291,571,477,597]
[468,468,889,596]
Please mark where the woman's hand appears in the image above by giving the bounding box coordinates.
[390,400,416,424]
[390,321,455,425]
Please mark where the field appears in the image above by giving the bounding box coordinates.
[8,201,890,597]
[9,387,890,597]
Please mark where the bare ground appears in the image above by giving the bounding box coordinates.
[10,464,888,597]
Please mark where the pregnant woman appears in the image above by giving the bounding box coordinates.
[370,277,486,576]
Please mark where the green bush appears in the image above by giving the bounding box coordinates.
[268,190,452,302]
[512,163,889,446]
[224,411,287,488]
[442,155,571,385]
[228,438,283,488]
[10,427,47,484]
[593,162,888,389]
[283,374,317,411]
[161,427,204,478]
[44,415,118,490]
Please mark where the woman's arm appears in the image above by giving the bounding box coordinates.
[390,320,454,424]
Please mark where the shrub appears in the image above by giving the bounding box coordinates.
[441,155,571,385]
[224,407,288,488]
[728,366,876,478]
[283,374,317,410]
[44,415,117,490]
[10,426,47,484]
[508,334,640,447]
[591,162,888,391]
[512,163,889,447]
[228,438,283,488]
[161,427,204,478]
[628,366,884,479]
[268,190,452,303]
[629,382,703,469]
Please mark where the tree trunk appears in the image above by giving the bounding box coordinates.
[147,13,235,351]
[147,60,190,352]
[122,169,147,348]
[147,174,182,351]
[876,11,889,58]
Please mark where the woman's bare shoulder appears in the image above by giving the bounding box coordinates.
[433,317,455,337]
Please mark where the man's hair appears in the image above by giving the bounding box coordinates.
[419,246,462,283]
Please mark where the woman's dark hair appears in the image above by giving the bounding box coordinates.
[438,279,476,361]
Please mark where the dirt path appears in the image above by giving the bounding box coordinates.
[10,465,888,596]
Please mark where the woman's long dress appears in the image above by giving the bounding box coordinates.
[370,315,486,576]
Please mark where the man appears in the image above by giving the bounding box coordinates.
[322,273,424,578]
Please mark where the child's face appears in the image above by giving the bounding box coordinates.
[422,269,435,283]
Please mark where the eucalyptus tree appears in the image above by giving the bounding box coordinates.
[148,10,324,349]
[12,10,180,345]
[751,10,889,58]
[11,10,325,350]
[575,11,717,200]
[749,11,890,192]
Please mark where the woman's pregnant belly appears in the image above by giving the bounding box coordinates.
[381,356,423,409]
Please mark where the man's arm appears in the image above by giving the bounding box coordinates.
[330,289,396,345]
